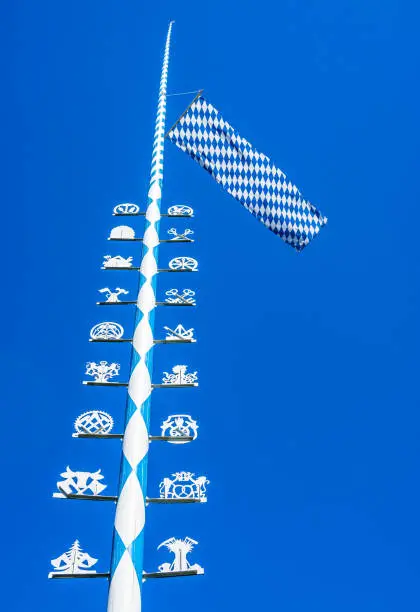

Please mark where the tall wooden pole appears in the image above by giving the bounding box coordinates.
[108,21,174,612]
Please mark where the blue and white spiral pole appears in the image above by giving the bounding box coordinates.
[108,20,174,612]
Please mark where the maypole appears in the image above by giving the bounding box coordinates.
[49,18,206,612]
[107,20,174,611]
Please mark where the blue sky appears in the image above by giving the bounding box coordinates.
[4,0,420,610]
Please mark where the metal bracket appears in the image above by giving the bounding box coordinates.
[108,238,194,243]
[143,569,204,581]
[88,338,195,344]
[83,381,198,388]
[146,498,204,505]
[96,300,195,307]
[152,383,198,389]
[72,433,194,442]
[112,212,193,218]
[101,268,197,272]
[53,487,118,502]
[48,572,110,579]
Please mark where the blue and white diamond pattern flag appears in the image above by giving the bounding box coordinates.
[167,95,327,251]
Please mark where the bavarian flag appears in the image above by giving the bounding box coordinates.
[167,94,327,252]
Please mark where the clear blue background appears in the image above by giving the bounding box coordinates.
[3,1,420,610]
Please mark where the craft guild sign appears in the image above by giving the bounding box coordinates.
[74,410,114,435]
[159,472,209,501]
[160,415,199,443]
[54,466,107,497]
[157,537,204,574]
[98,287,129,303]
[49,540,98,577]
[85,361,120,382]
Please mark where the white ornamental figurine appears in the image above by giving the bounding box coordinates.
[167,228,194,241]
[54,466,107,497]
[49,540,98,577]
[98,287,129,303]
[113,203,139,215]
[102,255,133,268]
[159,472,209,501]
[90,321,124,340]
[162,365,198,385]
[164,288,196,305]
[157,537,204,574]
[167,204,193,216]
[160,415,198,443]
[74,410,114,435]
[109,225,135,239]
[164,324,195,341]
[85,360,120,383]
[169,256,198,271]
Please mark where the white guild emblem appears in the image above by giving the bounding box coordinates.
[109,225,135,239]
[157,537,203,574]
[164,325,195,341]
[165,288,196,305]
[90,322,124,340]
[103,255,133,268]
[162,365,198,385]
[113,203,139,215]
[167,228,194,241]
[98,287,129,303]
[161,415,198,443]
[167,205,193,216]
[159,472,209,501]
[49,540,98,576]
[55,466,107,496]
[85,360,120,382]
[169,257,198,271]
[74,410,114,435]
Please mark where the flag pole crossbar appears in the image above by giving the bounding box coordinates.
[112,212,193,218]
[96,300,195,306]
[48,572,110,580]
[49,569,203,580]
[89,338,196,344]
[90,324,196,344]
[143,569,204,579]
[53,490,118,502]
[108,238,194,243]
[82,381,198,388]
[72,433,194,442]
[101,267,198,273]
[72,433,124,439]
[53,490,204,505]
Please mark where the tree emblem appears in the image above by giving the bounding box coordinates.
[164,288,196,305]
[161,415,198,443]
[98,287,129,303]
[85,360,120,382]
[113,203,139,215]
[54,466,107,497]
[74,410,114,435]
[162,365,198,385]
[90,321,124,340]
[169,256,198,271]
[157,537,203,574]
[167,204,193,216]
[49,540,98,576]
[159,472,209,501]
